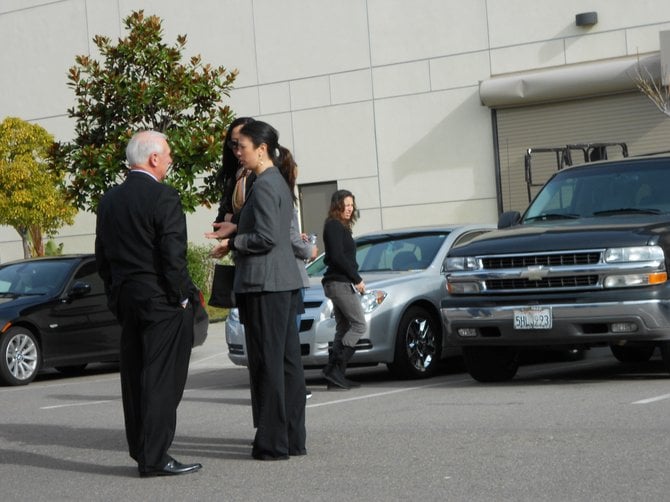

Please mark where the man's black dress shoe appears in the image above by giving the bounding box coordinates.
[139,458,202,477]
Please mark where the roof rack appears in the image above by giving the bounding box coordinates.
[524,142,628,202]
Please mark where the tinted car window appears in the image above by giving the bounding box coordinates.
[72,261,105,294]
[524,160,670,221]
[0,260,72,295]
[306,232,449,277]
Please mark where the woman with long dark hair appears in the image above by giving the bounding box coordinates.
[213,116,256,224]
[321,189,366,390]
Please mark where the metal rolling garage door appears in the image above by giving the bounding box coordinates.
[495,91,670,213]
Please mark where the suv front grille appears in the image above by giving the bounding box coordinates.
[485,275,598,290]
[482,252,601,269]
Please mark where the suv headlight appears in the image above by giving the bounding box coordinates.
[446,256,479,271]
[603,272,667,288]
[604,246,665,263]
[447,280,482,294]
[360,290,387,313]
[603,245,667,288]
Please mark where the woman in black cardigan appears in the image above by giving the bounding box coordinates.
[321,189,366,390]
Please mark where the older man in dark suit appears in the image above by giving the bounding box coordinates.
[95,130,202,477]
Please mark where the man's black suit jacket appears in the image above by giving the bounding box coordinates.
[95,171,194,313]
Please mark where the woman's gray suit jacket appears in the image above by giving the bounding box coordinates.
[231,166,303,293]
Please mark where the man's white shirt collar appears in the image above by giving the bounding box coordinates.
[131,169,158,181]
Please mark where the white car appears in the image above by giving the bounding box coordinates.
[225,224,494,378]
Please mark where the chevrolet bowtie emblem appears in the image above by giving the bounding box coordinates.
[520,265,548,281]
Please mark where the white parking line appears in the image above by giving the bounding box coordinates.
[632,393,670,405]
[306,378,470,408]
[41,399,115,410]
[189,351,233,368]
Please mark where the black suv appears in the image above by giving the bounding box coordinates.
[441,153,670,382]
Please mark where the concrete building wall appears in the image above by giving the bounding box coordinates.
[1,0,669,261]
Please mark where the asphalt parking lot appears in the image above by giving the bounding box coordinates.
[2,320,670,501]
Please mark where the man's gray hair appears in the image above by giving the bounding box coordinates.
[126,130,167,167]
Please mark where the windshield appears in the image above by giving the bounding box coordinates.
[0,260,72,295]
[307,232,449,277]
[523,159,670,222]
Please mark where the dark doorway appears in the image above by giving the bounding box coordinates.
[298,181,337,252]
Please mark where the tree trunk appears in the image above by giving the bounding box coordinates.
[29,225,44,256]
[16,226,31,259]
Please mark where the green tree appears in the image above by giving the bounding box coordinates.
[55,10,237,213]
[0,117,76,258]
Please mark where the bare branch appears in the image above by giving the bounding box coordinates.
[633,58,670,117]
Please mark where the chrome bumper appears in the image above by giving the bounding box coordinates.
[442,299,670,345]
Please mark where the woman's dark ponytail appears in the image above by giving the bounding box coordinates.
[276,145,297,203]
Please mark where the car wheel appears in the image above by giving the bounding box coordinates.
[0,327,40,386]
[387,306,441,379]
[463,346,519,383]
[610,344,655,363]
[55,364,88,376]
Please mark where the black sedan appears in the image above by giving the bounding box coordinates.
[0,254,208,386]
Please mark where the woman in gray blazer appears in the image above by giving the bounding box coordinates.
[216,121,306,460]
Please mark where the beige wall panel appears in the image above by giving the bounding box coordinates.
[290,76,331,111]
[490,39,565,75]
[330,69,373,105]
[0,226,22,263]
[118,0,258,87]
[0,0,51,14]
[487,0,670,48]
[56,210,96,246]
[258,82,291,115]
[337,176,380,211]
[0,242,22,263]
[374,89,496,211]
[252,0,369,83]
[186,206,220,247]
[367,0,488,66]
[430,51,491,91]
[85,0,122,59]
[488,0,598,47]
[565,31,627,65]
[291,102,377,184]
[626,23,670,55]
[381,198,499,230]
[0,1,88,120]
[33,115,76,143]
[229,87,260,118]
[256,112,295,153]
[353,208,382,237]
[372,61,430,99]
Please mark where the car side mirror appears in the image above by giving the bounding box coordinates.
[69,281,91,298]
[498,211,521,229]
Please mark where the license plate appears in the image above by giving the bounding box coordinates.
[513,307,552,329]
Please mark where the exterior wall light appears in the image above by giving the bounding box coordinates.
[575,12,598,27]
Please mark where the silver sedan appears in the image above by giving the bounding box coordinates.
[225,224,493,379]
